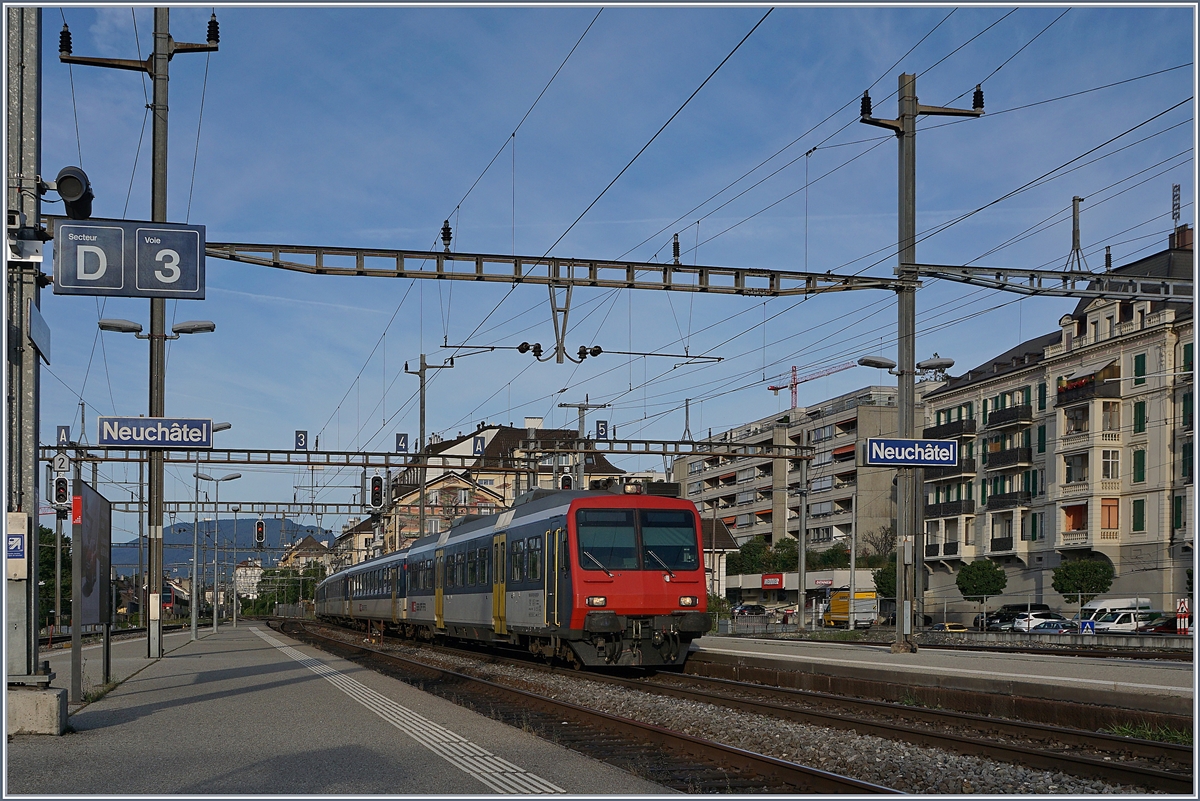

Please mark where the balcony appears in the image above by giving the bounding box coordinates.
[1058,529,1091,548]
[942,540,960,557]
[986,404,1033,429]
[989,536,1014,553]
[925,543,940,557]
[1056,378,1121,408]
[923,418,978,440]
[924,458,977,481]
[985,491,1032,510]
[925,499,975,518]
[985,447,1033,471]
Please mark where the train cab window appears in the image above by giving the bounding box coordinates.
[577,509,638,570]
[479,547,490,584]
[640,510,699,571]
[511,540,525,582]
[529,536,542,581]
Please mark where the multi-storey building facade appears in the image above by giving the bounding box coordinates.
[921,227,1193,609]
[672,385,919,551]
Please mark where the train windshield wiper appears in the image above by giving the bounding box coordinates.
[582,550,613,577]
[645,549,676,578]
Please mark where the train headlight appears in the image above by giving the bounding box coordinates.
[585,596,607,607]
[623,483,642,494]
[678,596,698,607]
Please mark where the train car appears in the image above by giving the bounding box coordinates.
[316,486,711,667]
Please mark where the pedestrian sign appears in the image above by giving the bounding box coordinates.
[1176,598,1190,636]
[1080,620,1095,635]
[1177,598,1190,616]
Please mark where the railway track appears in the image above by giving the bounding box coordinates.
[275,620,896,794]
[294,620,1192,794]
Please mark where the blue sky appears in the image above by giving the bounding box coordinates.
[36,4,1194,551]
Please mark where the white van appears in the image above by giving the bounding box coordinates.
[1094,609,1164,634]
[1071,597,1153,623]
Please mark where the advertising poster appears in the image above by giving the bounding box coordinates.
[72,480,112,625]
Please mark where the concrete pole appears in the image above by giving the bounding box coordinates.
[191,455,199,639]
[796,455,808,630]
[232,505,238,627]
[212,480,219,634]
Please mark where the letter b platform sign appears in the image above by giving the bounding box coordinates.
[54,219,205,299]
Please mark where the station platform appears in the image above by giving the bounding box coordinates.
[8,624,666,795]
[691,635,1194,716]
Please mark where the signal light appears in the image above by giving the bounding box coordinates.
[560,475,573,490]
[369,474,385,510]
[255,519,265,545]
[53,476,70,506]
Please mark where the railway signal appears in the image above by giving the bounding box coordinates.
[368,474,385,510]
[255,518,265,545]
[53,476,70,507]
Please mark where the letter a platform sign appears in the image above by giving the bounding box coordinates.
[864,438,958,468]
[53,219,205,299]
[98,417,213,449]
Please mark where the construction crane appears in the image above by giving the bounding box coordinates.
[768,361,858,409]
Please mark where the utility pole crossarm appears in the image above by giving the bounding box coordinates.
[195,241,907,297]
[907,262,1193,301]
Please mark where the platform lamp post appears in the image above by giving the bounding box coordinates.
[194,471,240,634]
[231,503,240,627]
[97,317,215,658]
[191,422,230,640]
[858,354,954,650]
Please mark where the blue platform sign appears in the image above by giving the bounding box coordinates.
[53,219,205,299]
[56,426,71,448]
[596,420,609,440]
[472,436,486,456]
[864,438,958,467]
[7,533,25,561]
[98,416,213,448]
[395,433,408,453]
[295,430,308,451]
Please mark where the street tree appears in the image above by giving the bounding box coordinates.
[1051,559,1114,606]
[956,560,1007,615]
[860,524,896,558]
[872,552,897,600]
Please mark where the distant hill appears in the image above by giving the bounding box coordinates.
[111,518,331,577]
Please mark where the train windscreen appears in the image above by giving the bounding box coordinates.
[639,509,699,571]
[576,509,639,570]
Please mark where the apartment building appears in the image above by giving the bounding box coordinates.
[920,227,1193,608]
[672,385,920,551]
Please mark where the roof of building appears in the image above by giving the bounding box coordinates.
[285,534,330,556]
[924,330,1061,400]
[424,423,624,475]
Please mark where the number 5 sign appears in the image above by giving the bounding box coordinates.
[54,219,205,299]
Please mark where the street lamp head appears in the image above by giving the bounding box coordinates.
[213,422,232,433]
[172,320,216,335]
[217,472,241,482]
[193,472,215,482]
[98,318,143,335]
[916,356,955,371]
[857,355,897,371]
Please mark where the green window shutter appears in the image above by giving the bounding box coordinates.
[1022,428,1031,448]
[980,480,987,503]
[1132,499,1145,532]
[966,401,974,420]
[1134,401,1146,433]
[1037,383,1047,410]
[982,399,989,424]
[1134,353,1146,385]
[1023,386,1032,406]
[1184,442,1193,480]
[1184,342,1193,374]
[1133,449,1146,483]
[1175,495,1184,530]
[1184,393,1193,429]
[1037,425,1046,453]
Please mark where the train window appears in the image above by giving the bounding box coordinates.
[640,509,699,571]
[559,530,569,571]
[467,551,477,586]
[529,536,542,581]
[576,509,638,570]
[511,540,525,582]
[479,547,490,584]
[455,552,466,587]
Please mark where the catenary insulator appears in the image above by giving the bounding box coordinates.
[441,220,453,251]
[207,14,220,46]
[672,233,680,264]
[59,24,72,56]
[972,84,984,112]
[860,91,872,118]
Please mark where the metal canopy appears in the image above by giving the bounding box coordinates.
[520,438,811,459]
[39,447,535,472]
[908,262,1193,301]
[111,501,368,515]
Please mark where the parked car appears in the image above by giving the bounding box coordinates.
[1135,615,1186,635]
[733,604,768,617]
[985,612,1020,631]
[974,604,1050,630]
[1071,597,1153,623]
[930,622,968,633]
[1093,610,1164,633]
[1028,619,1080,635]
[1012,611,1066,632]
[885,612,934,627]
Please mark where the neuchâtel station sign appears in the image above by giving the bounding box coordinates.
[97,417,214,449]
[863,438,958,467]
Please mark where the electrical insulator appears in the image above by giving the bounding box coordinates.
[369,475,385,510]
[53,476,70,506]
[578,345,589,360]
[518,342,531,354]
[207,13,220,46]
[589,345,602,358]
[531,343,543,358]
[441,220,453,252]
[673,233,680,264]
[972,84,984,113]
[560,475,573,490]
[860,91,872,118]
[59,24,72,57]
[255,520,265,544]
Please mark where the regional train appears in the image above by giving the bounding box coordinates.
[315,486,711,668]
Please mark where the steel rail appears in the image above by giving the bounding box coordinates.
[283,621,898,794]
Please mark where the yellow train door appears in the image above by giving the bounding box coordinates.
[492,533,507,635]
[434,549,445,629]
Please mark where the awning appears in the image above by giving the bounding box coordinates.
[1067,358,1117,380]
[718,472,736,481]
[721,516,736,525]
[832,444,856,457]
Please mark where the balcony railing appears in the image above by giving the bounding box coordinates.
[985,491,1032,510]
[989,536,1014,552]
[986,404,1033,429]
[1059,529,1090,547]
[1056,379,1121,407]
[922,418,978,440]
[924,458,977,481]
[942,541,960,557]
[985,447,1033,471]
[924,499,975,518]
[925,543,940,557]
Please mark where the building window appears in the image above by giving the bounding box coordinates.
[1134,353,1146,385]
[1175,495,1185,530]
[687,461,704,475]
[811,424,834,443]
[1101,450,1120,480]
[1133,401,1147,434]
[1183,393,1193,430]
[688,481,702,496]
[1037,425,1046,453]
[1132,499,1146,532]
[809,501,833,517]
[1132,449,1146,483]
[812,451,832,467]
[736,491,755,506]
[1064,453,1088,484]
[1184,440,1193,482]
[1063,504,1087,532]
[1102,402,1120,432]
[735,514,752,528]
[1101,498,1119,529]
[736,467,756,483]
[1064,406,1088,434]
[1036,383,1047,410]
[811,475,833,492]
[1184,342,1194,374]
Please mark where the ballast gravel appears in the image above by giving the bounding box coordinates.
[327,632,1159,794]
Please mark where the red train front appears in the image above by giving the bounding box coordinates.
[560,491,710,667]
